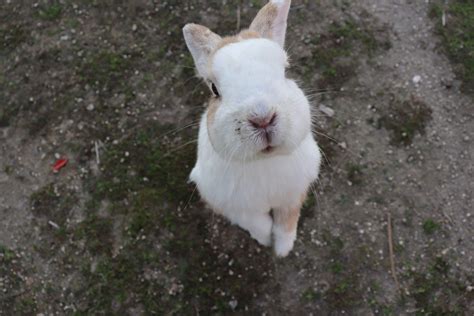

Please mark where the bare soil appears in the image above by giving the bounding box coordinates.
[0,0,473,315]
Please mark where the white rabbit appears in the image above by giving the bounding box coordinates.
[183,0,321,257]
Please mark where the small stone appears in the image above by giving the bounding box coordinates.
[229,300,238,310]
[412,75,421,84]
[319,104,335,117]
[132,24,137,31]
[86,104,94,111]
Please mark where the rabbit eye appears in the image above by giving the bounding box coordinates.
[210,82,219,97]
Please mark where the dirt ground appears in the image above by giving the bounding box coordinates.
[0,0,473,315]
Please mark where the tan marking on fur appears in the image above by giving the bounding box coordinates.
[300,192,308,205]
[204,30,261,145]
[249,2,278,39]
[184,24,220,54]
[213,30,260,52]
[204,29,260,125]
[273,192,307,233]
[273,206,300,233]
[206,97,220,127]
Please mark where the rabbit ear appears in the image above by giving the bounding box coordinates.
[183,23,222,79]
[249,0,291,48]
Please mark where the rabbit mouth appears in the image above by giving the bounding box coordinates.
[262,145,275,153]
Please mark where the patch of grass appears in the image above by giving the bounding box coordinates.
[78,51,131,92]
[0,244,16,262]
[0,25,27,51]
[302,287,322,302]
[378,95,432,146]
[4,165,13,175]
[430,0,474,93]
[301,191,316,221]
[422,218,441,235]
[78,122,274,313]
[38,4,62,21]
[92,123,196,203]
[76,244,165,314]
[297,15,390,90]
[14,298,37,315]
[0,245,36,314]
[30,183,77,225]
[330,261,344,274]
[407,257,472,314]
[346,163,364,185]
[76,215,114,255]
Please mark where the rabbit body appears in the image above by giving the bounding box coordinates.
[183,0,321,256]
[190,114,320,253]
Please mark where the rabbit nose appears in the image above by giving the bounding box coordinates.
[248,112,277,129]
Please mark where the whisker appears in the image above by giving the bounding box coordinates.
[159,121,200,139]
[160,139,198,159]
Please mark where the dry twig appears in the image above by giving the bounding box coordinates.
[387,213,401,292]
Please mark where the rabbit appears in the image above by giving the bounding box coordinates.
[183,0,321,257]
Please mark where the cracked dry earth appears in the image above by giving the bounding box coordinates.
[0,0,473,315]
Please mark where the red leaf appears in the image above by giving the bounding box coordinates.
[52,158,68,172]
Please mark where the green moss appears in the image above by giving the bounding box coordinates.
[431,0,474,93]
[378,96,432,146]
[302,288,322,301]
[78,51,131,91]
[422,219,441,235]
[30,183,77,225]
[407,257,471,314]
[0,25,27,51]
[0,244,15,262]
[14,298,37,315]
[298,15,390,90]
[38,4,62,21]
[346,163,364,185]
[330,261,344,274]
[92,123,196,204]
[76,215,114,255]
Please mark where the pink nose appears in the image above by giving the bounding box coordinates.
[248,113,277,129]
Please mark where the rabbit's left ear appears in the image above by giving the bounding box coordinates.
[249,0,291,48]
[183,23,222,79]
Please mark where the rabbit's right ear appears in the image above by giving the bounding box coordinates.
[250,0,291,48]
[183,24,222,79]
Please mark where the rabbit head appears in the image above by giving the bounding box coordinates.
[183,0,311,161]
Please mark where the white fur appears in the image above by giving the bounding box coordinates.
[209,39,312,162]
[273,224,297,257]
[185,0,321,257]
[190,114,321,254]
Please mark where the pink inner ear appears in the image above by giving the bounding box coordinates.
[271,0,291,47]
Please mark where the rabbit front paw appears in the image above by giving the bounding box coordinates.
[273,227,296,257]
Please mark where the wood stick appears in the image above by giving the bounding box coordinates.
[387,212,401,292]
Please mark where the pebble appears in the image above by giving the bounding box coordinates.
[229,300,238,310]
[319,104,335,117]
[412,75,421,84]
[86,104,94,111]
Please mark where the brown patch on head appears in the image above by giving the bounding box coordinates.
[213,29,261,53]
[207,29,261,82]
